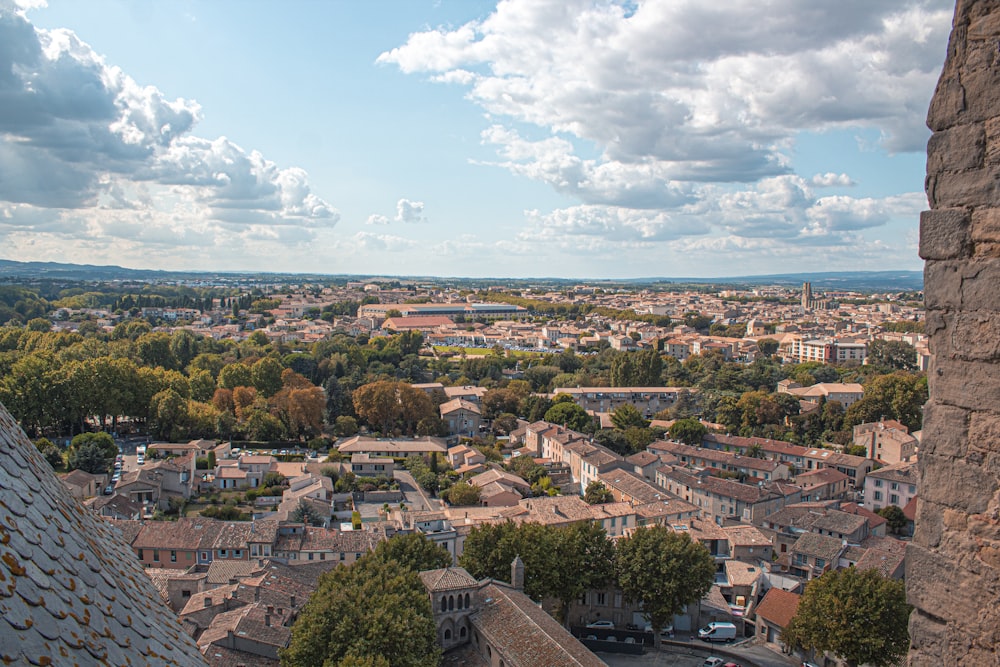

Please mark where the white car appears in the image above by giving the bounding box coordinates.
[585,620,614,630]
[703,659,726,667]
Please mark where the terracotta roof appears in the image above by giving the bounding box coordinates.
[419,567,479,592]
[472,583,607,666]
[754,587,801,629]
[0,401,206,665]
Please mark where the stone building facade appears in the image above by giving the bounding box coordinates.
[910,1,1000,664]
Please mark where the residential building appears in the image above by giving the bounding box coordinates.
[551,386,686,417]
[337,435,448,459]
[350,453,395,476]
[864,460,919,512]
[853,420,918,463]
[649,440,791,481]
[794,467,850,501]
[440,398,482,437]
[754,588,801,648]
[655,466,802,526]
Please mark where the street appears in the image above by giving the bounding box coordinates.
[393,469,440,512]
[597,639,798,667]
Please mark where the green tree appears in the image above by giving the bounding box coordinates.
[367,533,451,572]
[251,356,285,397]
[67,441,111,474]
[583,480,614,504]
[867,339,918,372]
[877,505,908,535]
[615,526,715,647]
[844,371,928,432]
[290,500,325,526]
[218,362,253,390]
[610,404,649,430]
[783,567,910,667]
[548,521,615,624]
[610,349,663,387]
[36,438,64,469]
[668,417,707,445]
[758,337,779,356]
[333,415,360,437]
[444,481,481,506]
[543,401,593,432]
[281,557,440,667]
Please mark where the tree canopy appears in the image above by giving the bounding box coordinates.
[281,552,441,667]
[783,567,910,667]
[615,526,715,645]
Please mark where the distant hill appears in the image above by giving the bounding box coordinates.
[0,259,922,292]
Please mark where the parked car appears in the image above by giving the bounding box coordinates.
[703,659,726,667]
[585,620,615,629]
[103,485,114,495]
[698,621,737,642]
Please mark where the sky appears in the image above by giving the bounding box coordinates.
[0,0,955,279]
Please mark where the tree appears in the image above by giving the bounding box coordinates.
[548,522,615,624]
[444,481,481,506]
[668,417,707,445]
[615,526,715,647]
[366,533,451,572]
[877,505,908,535]
[67,441,111,474]
[583,480,614,504]
[610,404,649,431]
[610,349,663,387]
[844,371,928,432]
[867,339,918,372]
[543,401,593,432]
[36,438,64,469]
[783,567,910,667]
[281,557,440,667]
[290,500,325,526]
[758,337,780,356]
[333,415,359,437]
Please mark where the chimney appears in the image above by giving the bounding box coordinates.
[511,555,525,591]
[290,594,296,608]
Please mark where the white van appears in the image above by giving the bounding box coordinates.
[698,621,737,642]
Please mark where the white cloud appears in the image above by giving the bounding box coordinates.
[366,214,390,225]
[0,5,337,251]
[381,0,950,191]
[395,198,426,223]
[811,172,856,187]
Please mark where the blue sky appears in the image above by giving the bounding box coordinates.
[0,0,954,279]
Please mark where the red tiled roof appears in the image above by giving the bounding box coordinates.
[755,588,801,629]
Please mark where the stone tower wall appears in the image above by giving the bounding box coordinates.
[910,1,1000,664]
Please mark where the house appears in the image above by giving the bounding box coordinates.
[132,518,223,569]
[440,398,482,438]
[625,450,662,481]
[350,453,395,476]
[723,524,773,563]
[650,440,791,481]
[337,435,449,459]
[777,381,865,408]
[655,466,802,526]
[88,492,143,520]
[447,444,486,470]
[787,532,846,580]
[794,467,850,501]
[754,588,801,647]
[864,460,919,512]
[467,468,531,507]
[551,386,687,417]
[59,468,102,499]
[853,420,918,464]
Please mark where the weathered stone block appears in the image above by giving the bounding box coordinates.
[913,497,944,548]
[928,166,1000,209]
[906,544,969,623]
[950,312,1000,360]
[927,75,966,133]
[920,401,970,458]
[923,260,963,310]
[927,124,985,174]
[986,118,1000,165]
[919,452,998,513]
[920,208,972,260]
[970,410,1000,455]
[930,356,1000,414]
[971,206,1000,241]
[958,258,1000,310]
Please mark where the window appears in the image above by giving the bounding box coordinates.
[875,479,883,487]
[815,558,826,569]
[200,551,209,561]
[153,551,159,562]
[181,590,191,598]
[444,629,452,640]
[464,593,470,608]
[441,597,447,613]
[890,494,899,505]
[233,550,242,558]
[596,592,606,606]
[219,549,228,558]
[170,550,177,563]
[891,482,899,491]
[138,549,144,560]
[874,491,883,501]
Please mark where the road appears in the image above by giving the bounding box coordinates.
[598,639,798,667]
[394,469,440,512]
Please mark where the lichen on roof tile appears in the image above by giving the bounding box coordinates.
[0,401,206,665]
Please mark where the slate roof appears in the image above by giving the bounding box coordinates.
[0,401,206,665]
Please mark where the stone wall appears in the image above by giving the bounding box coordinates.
[910,1,1000,664]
